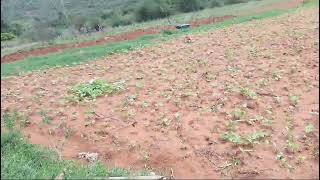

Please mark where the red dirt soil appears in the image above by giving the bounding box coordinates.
[1,7,319,179]
[1,15,234,64]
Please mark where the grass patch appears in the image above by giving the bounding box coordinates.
[1,112,144,179]
[240,87,258,100]
[1,2,318,77]
[288,95,299,106]
[68,79,125,102]
[222,131,270,146]
[1,35,157,77]
[305,124,314,134]
[1,130,137,179]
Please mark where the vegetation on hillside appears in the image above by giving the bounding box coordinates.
[1,0,257,42]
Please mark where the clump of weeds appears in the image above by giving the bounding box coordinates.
[240,87,257,100]
[221,131,269,146]
[2,110,31,130]
[285,115,299,153]
[304,123,314,135]
[39,110,53,124]
[68,79,125,102]
[288,95,299,106]
[231,108,246,120]
[276,152,294,172]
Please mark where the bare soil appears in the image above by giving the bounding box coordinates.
[1,7,319,179]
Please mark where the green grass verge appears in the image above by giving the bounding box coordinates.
[1,130,136,179]
[1,35,157,77]
[1,111,148,179]
[1,1,317,77]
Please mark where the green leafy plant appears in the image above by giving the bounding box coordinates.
[289,95,299,106]
[222,131,269,146]
[1,32,16,41]
[39,111,53,124]
[69,79,125,102]
[225,120,237,131]
[222,132,244,145]
[2,111,18,130]
[245,131,269,144]
[240,87,257,100]
[231,108,246,120]
[286,134,299,153]
[305,124,314,134]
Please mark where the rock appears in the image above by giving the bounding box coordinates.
[247,101,258,109]
[78,152,98,162]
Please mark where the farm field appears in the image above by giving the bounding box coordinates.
[1,0,303,60]
[1,1,319,179]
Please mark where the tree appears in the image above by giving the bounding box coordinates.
[176,0,201,12]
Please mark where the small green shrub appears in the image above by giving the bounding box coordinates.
[162,30,176,35]
[2,111,18,130]
[289,95,299,106]
[222,132,245,145]
[1,33,16,41]
[231,108,246,120]
[136,0,174,22]
[69,79,125,102]
[305,124,314,134]
[240,87,257,100]
[222,131,269,145]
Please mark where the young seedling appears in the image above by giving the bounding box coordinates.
[231,108,246,120]
[289,95,299,106]
[240,87,257,100]
[276,152,294,171]
[272,72,282,81]
[286,133,299,153]
[304,124,314,135]
[39,111,53,124]
[221,131,270,146]
[2,111,17,130]
[225,120,238,131]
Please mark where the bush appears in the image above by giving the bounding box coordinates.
[110,11,135,27]
[9,22,24,36]
[1,32,16,41]
[176,0,202,12]
[223,0,249,5]
[69,79,125,102]
[210,0,224,7]
[136,0,174,22]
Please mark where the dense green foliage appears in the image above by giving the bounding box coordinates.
[1,32,16,41]
[69,79,125,101]
[1,0,257,42]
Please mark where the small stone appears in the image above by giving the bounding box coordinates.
[247,101,258,109]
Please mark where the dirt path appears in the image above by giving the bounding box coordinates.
[1,16,234,64]
[1,6,319,179]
